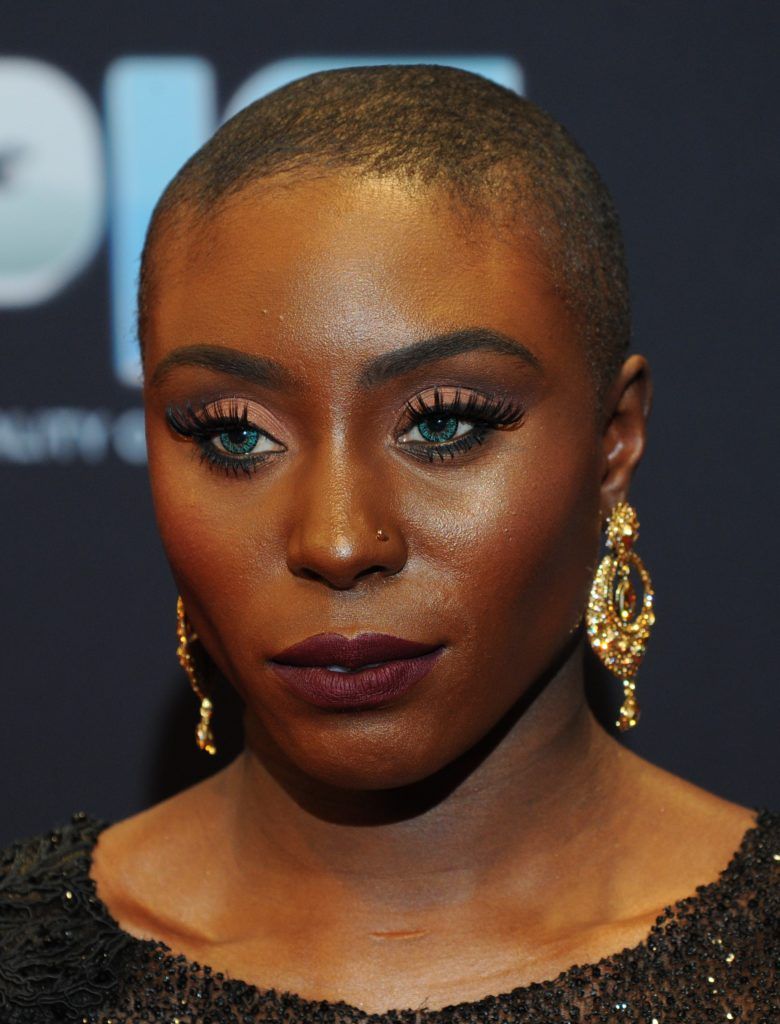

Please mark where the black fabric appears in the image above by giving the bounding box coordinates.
[0,810,777,1023]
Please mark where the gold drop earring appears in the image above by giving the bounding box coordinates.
[586,501,655,731]
[176,596,217,755]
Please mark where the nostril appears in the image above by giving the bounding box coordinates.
[356,564,389,579]
[295,565,385,590]
[297,567,328,584]
[300,564,389,584]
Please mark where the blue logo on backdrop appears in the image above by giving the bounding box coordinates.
[0,59,104,306]
[0,55,524,388]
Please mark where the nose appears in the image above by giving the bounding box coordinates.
[285,442,408,590]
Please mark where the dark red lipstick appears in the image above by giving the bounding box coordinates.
[269,632,444,709]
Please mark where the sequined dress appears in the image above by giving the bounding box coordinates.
[0,811,777,1023]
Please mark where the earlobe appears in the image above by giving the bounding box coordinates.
[600,354,653,512]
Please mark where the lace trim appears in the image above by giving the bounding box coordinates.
[0,812,133,1012]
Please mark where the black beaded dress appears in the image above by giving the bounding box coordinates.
[0,811,777,1023]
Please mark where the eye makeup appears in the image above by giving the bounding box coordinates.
[397,385,525,463]
[165,384,526,478]
[165,398,286,477]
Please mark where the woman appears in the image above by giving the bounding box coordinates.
[1,65,776,1022]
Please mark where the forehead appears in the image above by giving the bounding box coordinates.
[144,173,578,373]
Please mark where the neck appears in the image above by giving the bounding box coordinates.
[212,647,630,910]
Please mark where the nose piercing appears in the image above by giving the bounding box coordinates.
[376,529,389,542]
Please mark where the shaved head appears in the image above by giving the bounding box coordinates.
[139,64,630,394]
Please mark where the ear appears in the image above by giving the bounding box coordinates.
[599,354,652,515]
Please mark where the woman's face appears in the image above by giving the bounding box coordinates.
[143,174,609,790]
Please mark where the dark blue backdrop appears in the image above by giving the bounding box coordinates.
[1,0,778,846]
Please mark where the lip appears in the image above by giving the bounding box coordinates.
[269,632,444,709]
[271,632,442,669]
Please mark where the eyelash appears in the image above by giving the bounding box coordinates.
[165,389,525,477]
[400,387,525,463]
[165,399,279,477]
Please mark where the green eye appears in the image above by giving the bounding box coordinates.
[417,415,459,442]
[217,427,261,455]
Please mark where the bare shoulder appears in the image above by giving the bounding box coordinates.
[631,749,758,836]
[90,768,231,940]
[614,745,761,911]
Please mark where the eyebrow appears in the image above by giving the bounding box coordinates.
[148,328,541,390]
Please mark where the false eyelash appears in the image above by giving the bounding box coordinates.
[399,387,526,465]
[412,427,492,463]
[165,399,279,478]
[164,388,525,477]
[196,445,263,477]
[165,398,252,438]
[402,386,526,430]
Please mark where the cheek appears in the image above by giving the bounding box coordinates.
[403,433,601,661]
[145,432,268,669]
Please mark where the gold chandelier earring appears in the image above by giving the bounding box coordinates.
[176,596,217,755]
[586,501,655,731]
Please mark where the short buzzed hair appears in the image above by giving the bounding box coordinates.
[139,64,630,393]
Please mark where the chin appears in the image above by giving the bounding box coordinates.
[256,704,469,797]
